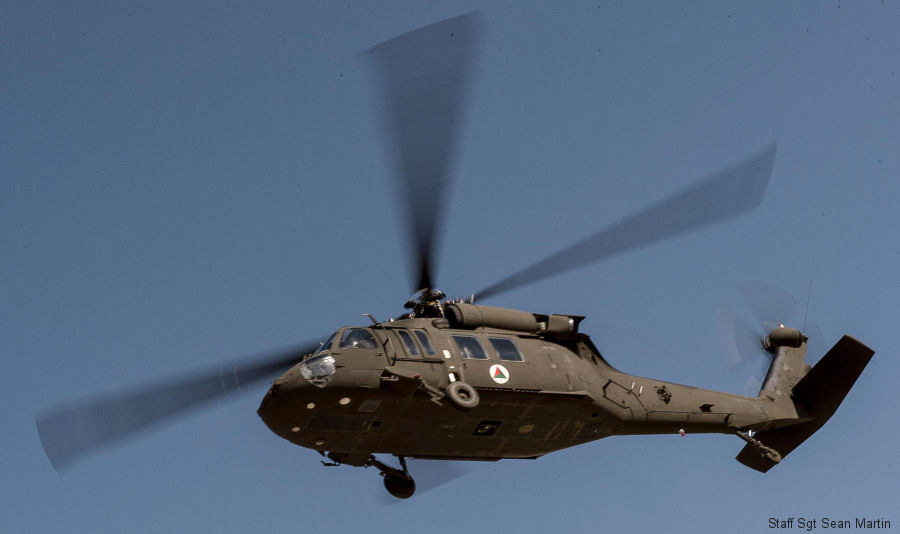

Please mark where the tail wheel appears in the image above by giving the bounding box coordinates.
[445,381,479,410]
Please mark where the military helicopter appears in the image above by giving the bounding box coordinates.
[37,13,874,499]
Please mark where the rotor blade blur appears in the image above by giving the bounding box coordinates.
[716,301,763,367]
[804,323,827,363]
[475,145,776,300]
[740,280,798,331]
[36,340,320,471]
[742,372,766,397]
[362,12,483,292]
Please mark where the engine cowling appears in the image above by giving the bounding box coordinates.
[444,303,583,336]
[445,303,539,332]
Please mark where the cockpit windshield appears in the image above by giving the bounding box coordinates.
[339,328,377,349]
[314,332,338,355]
[298,328,375,389]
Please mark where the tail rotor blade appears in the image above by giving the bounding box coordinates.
[716,301,763,367]
[740,280,798,331]
[36,340,321,471]
[742,372,765,397]
[720,281,828,396]
[804,322,827,363]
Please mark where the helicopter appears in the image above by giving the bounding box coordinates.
[36,13,874,500]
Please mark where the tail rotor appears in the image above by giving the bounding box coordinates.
[716,281,823,395]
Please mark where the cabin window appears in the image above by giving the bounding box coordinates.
[338,328,377,349]
[451,335,488,360]
[414,330,435,355]
[396,330,420,356]
[488,337,524,362]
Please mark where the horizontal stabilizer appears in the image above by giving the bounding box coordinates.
[736,421,821,472]
[737,335,874,473]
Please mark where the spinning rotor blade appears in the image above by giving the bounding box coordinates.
[475,145,777,300]
[36,340,320,471]
[716,302,772,397]
[362,12,483,292]
[740,280,798,332]
[716,300,772,395]
[716,281,825,395]
[738,279,825,357]
[715,301,761,368]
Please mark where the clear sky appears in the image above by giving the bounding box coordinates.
[2,2,898,532]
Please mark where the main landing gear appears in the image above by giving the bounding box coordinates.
[320,452,418,499]
[367,455,416,499]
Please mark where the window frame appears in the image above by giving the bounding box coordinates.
[413,330,436,355]
[395,329,421,357]
[314,332,338,356]
[488,337,525,362]
[451,334,489,360]
[338,328,378,349]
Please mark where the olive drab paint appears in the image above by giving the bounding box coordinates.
[257,304,874,498]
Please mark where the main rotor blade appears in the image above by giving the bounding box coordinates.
[475,145,777,300]
[362,12,484,292]
[36,340,320,471]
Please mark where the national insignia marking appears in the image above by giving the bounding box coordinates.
[489,364,510,384]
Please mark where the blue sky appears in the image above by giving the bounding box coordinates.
[2,2,898,532]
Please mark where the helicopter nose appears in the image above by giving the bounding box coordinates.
[257,364,308,421]
[275,363,305,391]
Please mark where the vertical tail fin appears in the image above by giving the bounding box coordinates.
[757,326,809,398]
[737,335,874,472]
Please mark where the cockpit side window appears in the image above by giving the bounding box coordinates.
[339,328,377,349]
[396,330,419,356]
[414,330,435,355]
[451,335,488,360]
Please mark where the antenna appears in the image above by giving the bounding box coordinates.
[802,280,813,333]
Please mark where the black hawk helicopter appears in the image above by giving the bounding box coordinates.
[37,13,874,499]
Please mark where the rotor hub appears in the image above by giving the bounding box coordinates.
[763,325,805,352]
[404,288,447,318]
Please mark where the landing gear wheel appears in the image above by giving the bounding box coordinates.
[383,474,416,499]
[445,381,479,410]
[368,455,417,499]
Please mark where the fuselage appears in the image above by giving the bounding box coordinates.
[257,305,786,466]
